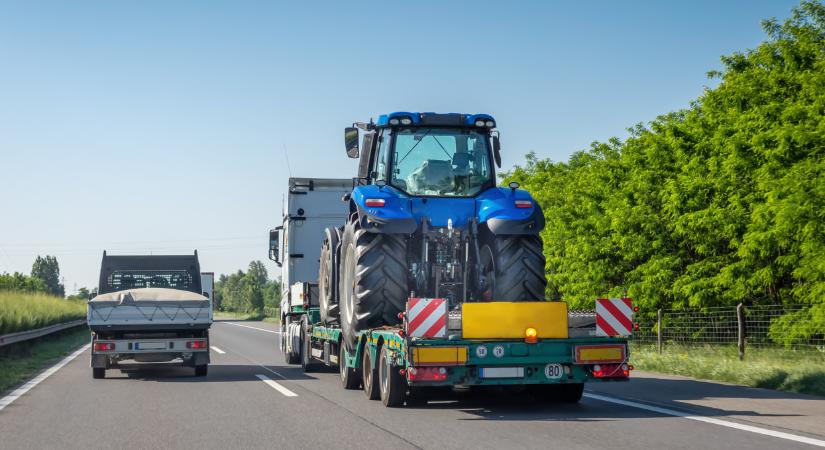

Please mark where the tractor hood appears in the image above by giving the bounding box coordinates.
[351,185,544,233]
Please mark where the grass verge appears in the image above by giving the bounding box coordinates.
[0,327,89,395]
[0,290,86,335]
[631,344,825,397]
[214,310,279,323]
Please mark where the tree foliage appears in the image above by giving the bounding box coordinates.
[503,1,825,342]
[31,255,64,297]
[214,261,281,314]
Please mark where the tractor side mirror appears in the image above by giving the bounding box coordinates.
[345,127,359,158]
[492,135,502,168]
[269,227,282,267]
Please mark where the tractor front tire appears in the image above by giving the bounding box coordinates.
[319,228,340,325]
[338,221,408,352]
[480,234,546,301]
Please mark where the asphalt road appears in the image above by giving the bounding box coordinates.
[2,320,824,449]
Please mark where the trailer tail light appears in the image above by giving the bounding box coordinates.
[187,340,208,350]
[514,200,532,209]
[94,342,115,352]
[365,198,385,207]
[591,363,629,378]
[407,367,448,381]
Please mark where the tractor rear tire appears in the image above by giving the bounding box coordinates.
[319,228,340,325]
[338,221,408,352]
[480,234,546,301]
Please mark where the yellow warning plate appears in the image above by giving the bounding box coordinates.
[575,344,626,363]
[412,346,468,366]
[462,302,568,339]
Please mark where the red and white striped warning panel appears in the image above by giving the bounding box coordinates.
[406,298,447,338]
[596,298,634,337]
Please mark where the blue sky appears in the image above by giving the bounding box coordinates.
[0,0,799,292]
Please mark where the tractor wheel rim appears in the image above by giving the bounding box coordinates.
[339,345,347,382]
[380,351,389,394]
[343,243,356,325]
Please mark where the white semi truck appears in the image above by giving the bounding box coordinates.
[87,251,212,378]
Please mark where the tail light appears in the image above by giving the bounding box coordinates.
[365,198,385,207]
[514,200,532,209]
[407,367,448,381]
[187,340,208,349]
[94,342,115,352]
[591,363,630,378]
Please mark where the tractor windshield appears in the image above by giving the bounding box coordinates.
[390,128,493,196]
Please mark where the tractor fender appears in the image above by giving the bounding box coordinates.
[477,187,545,235]
[350,185,417,234]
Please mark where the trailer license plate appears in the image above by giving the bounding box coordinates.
[479,367,524,378]
[135,342,165,350]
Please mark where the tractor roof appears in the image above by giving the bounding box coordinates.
[375,112,495,128]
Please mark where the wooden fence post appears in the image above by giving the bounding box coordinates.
[657,309,663,354]
[737,303,745,360]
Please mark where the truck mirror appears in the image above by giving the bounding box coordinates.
[492,135,502,168]
[269,228,282,267]
[345,127,359,158]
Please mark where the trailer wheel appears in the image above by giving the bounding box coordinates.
[339,221,408,352]
[92,368,105,379]
[558,383,584,403]
[378,346,405,407]
[479,235,546,301]
[319,228,340,325]
[362,346,380,400]
[339,343,361,389]
[194,365,208,377]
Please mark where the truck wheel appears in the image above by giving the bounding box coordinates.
[339,343,361,389]
[558,383,584,403]
[319,228,340,325]
[92,368,105,379]
[378,346,405,407]
[282,318,300,365]
[301,321,320,373]
[479,235,546,301]
[362,346,380,400]
[195,365,208,377]
[339,221,408,352]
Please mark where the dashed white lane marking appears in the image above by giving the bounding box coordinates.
[0,343,91,412]
[220,322,281,334]
[585,393,825,448]
[256,374,298,397]
[210,346,226,354]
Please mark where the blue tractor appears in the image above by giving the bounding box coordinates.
[319,112,547,352]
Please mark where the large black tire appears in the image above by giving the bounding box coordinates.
[282,317,300,365]
[301,320,321,373]
[479,235,546,301]
[194,365,208,377]
[338,221,408,352]
[319,228,341,325]
[92,368,105,379]
[379,346,405,407]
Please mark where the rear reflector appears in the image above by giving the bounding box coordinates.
[187,340,208,349]
[94,342,115,352]
[407,367,448,381]
[514,200,532,209]
[574,344,626,364]
[365,198,385,207]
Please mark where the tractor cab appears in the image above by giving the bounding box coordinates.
[345,112,502,198]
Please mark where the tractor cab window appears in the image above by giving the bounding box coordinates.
[373,129,391,182]
[391,128,492,196]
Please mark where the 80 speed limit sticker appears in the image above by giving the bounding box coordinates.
[544,363,563,379]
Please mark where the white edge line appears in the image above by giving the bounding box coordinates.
[220,322,280,334]
[584,393,825,448]
[0,343,91,412]
[210,346,226,354]
[256,374,297,397]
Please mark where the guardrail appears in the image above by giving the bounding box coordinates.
[0,319,87,347]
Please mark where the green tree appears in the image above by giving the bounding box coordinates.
[30,255,64,297]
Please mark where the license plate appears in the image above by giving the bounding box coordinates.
[135,342,166,350]
[479,367,524,378]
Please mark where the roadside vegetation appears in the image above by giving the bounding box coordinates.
[214,260,281,318]
[0,291,86,335]
[503,1,825,344]
[0,327,89,394]
[632,345,825,397]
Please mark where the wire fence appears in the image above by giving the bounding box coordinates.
[631,304,825,359]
